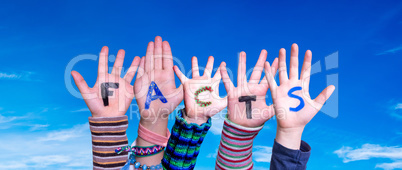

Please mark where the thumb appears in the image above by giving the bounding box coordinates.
[71,71,90,93]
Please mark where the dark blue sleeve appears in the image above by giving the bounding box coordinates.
[270,140,311,170]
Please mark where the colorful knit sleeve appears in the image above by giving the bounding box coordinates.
[89,116,129,170]
[162,109,212,170]
[215,116,263,170]
[270,140,311,170]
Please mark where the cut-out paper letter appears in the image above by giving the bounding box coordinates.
[145,81,167,109]
[238,95,256,119]
[287,86,305,112]
[101,82,119,106]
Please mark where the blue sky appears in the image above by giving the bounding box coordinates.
[0,0,402,169]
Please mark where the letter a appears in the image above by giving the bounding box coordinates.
[145,81,168,109]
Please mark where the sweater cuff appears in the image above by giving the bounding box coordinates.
[162,109,211,170]
[89,116,129,170]
[216,116,263,170]
[270,139,311,170]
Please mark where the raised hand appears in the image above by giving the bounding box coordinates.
[173,56,226,125]
[220,50,278,128]
[71,46,141,117]
[264,44,335,149]
[134,36,183,125]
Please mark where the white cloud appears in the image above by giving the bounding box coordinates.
[390,103,402,119]
[71,108,90,112]
[29,155,71,167]
[0,113,28,125]
[0,123,92,169]
[253,145,272,163]
[377,45,402,55]
[395,104,402,110]
[334,144,402,169]
[0,71,35,81]
[0,114,18,123]
[206,149,218,158]
[38,123,88,142]
[376,161,402,170]
[29,124,49,131]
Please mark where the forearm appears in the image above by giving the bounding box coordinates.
[270,139,311,170]
[215,116,263,170]
[162,109,211,170]
[89,116,129,170]
[275,127,304,150]
[135,118,169,166]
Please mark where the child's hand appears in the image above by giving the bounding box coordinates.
[173,56,226,125]
[71,47,141,117]
[134,36,183,125]
[220,50,278,128]
[264,44,335,149]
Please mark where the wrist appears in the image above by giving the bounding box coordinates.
[227,111,263,128]
[184,116,209,125]
[139,108,170,123]
[90,111,125,118]
[139,118,168,136]
[275,126,304,150]
[183,108,209,125]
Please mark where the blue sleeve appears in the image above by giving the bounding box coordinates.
[270,140,311,170]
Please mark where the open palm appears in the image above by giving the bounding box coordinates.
[264,44,335,129]
[173,56,226,124]
[264,44,335,149]
[71,46,140,117]
[221,50,278,128]
[134,36,183,122]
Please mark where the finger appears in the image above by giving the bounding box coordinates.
[278,48,288,84]
[162,41,174,70]
[220,62,235,92]
[259,74,268,86]
[237,51,247,87]
[264,61,278,98]
[173,65,188,84]
[111,49,125,76]
[71,71,90,93]
[145,41,154,72]
[250,49,267,84]
[314,85,335,105]
[154,36,163,69]
[301,50,312,92]
[204,56,214,77]
[124,56,141,82]
[289,43,299,80]
[213,66,221,81]
[260,57,277,85]
[311,85,335,117]
[271,57,279,76]
[97,46,109,82]
[136,56,145,80]
[192,56,200,78]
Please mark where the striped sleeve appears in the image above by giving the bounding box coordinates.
[89,116,129,170]
[215,117,263,170]
[162,109,211,170]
